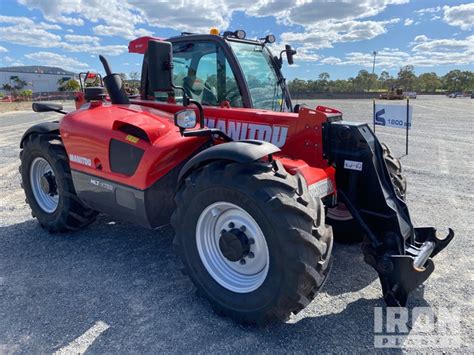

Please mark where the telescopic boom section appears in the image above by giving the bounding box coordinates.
[324,119,455,306]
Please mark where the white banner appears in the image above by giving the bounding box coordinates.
[374,103,413,129]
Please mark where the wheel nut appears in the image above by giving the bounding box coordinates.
[248,252,254,258]
[240,225,246,232]
[221,229,226,234]
[248,238,255,245]
[239,259,246,265]
[228,222,235,228]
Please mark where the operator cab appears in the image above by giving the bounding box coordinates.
[131,29,295,112]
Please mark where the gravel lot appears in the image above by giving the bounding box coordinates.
[0,96,472,353]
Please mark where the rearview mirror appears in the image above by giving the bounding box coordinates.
[32,102,64,113]
[147,40,174,93]
[174,109,197,130]
[285,44,296,65]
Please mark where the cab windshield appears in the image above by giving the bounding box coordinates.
[228,41,287,111]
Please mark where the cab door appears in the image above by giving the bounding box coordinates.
[163,38,249,109]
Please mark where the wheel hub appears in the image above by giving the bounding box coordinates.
[196,201,270,293]
[29,157,59,213]
[219,228,251,262]
[40,172,57,196]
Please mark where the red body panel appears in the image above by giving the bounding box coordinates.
[64,99,339,194]
[60,102,207,190]
[132,100,338,189]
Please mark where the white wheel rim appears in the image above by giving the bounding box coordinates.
[327,203,353,221]
[29,157,59,213]
[196,201,269,293]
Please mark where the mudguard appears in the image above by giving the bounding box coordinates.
[178,139,280,183]
[20,121,59,148]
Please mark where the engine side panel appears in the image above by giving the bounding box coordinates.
[60,102,208,190]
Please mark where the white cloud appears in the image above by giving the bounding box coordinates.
[323,35,474,69]
[0,46,8,53]
[16,0,410,39]
[0,15,63,49]
[93,25,152,40]
[413,35,428,43]
[320,57,343,65]
[404,18,413,26]
[51,16,84,26]
[136,2,230,33]
[443,3,474,31]
[64,34,100,45]
[0,24,61,48]
[0,15,60,29]
[284,0,408,25]
[60,42,128,56]
[24,52,90,71]
[411,35,474,55]
[0,13,127,56]
[415,6,441,15]
[19,0,146,37]
[281,18,400,54]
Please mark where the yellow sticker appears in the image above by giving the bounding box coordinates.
[125,134,139,144]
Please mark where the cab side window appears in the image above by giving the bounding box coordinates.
[169,41,243,108]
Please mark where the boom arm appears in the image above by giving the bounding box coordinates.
[324,120,454,306]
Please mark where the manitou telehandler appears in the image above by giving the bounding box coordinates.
[20,29,454,324]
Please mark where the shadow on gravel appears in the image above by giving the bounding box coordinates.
[0,217,429,353]
[323,241,379,296]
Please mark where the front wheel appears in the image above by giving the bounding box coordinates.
[20,133,97,232]
[171,160,333,324]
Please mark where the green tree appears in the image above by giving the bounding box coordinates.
[58,79,80,91]
[442,70,474,93]
[378,71,391,90]
[397,65,416,90]
[2,83,13,96]
[3,77,27,98]
[19,89,33,100]
[416,72,441,92]
[317,72,330,91]
[129,72,140,81]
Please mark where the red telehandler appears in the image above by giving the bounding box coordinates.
[20,29,454,324]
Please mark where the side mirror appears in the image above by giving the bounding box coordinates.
[285,44,296,65]
[147,40,174,93]
[174,109,197,130]
[32,102,65,114]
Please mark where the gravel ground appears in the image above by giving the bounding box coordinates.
[0,96,472,353]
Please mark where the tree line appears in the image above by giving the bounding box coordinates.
[288,66,474,94]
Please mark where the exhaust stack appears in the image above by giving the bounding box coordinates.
[99,55,130,105]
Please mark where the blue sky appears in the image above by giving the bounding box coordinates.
[0,0,473,80]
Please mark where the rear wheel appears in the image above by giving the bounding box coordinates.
[171,160,333,324]
[20,133,97,232]
[326,143,406,243]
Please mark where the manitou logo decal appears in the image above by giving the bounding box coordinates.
[205,118,288,147]
[69,154,92,167]
[309,179,334,199]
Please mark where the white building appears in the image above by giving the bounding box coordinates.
[0,66,77,93]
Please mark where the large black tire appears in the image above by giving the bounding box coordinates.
[171,160,333,324]
[20,133,97,232]
[326,143,406,243]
